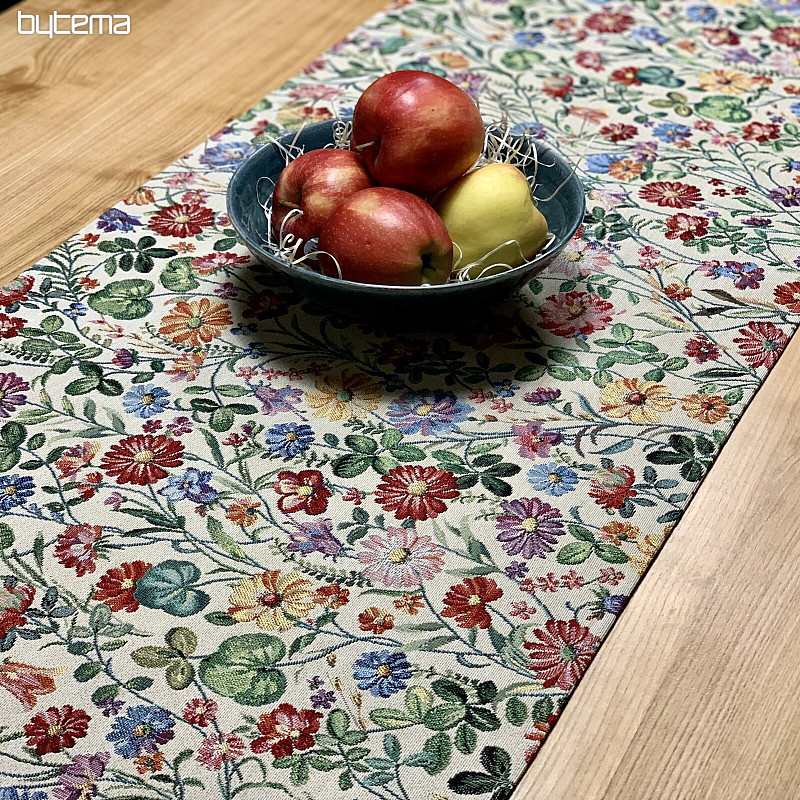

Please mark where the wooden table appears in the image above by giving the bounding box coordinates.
[2,2,799,798]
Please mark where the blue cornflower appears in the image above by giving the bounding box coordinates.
[199,141,255,170]
[652,123,692,143]
[630,26,669,44]
[510,121,546,139]
[107,704,175,758]
[514,30,545,47]
[386,391,473,436]
[790,102,800,119]
[122,384,170,418]
[493,379,520,398]
[353,650,412,698]
[686,5,717,21]
[230,322,259,336]
[158,468,218,504]
[265,422,315,457]
[603,594,628,614]
[0,475,35,511]
[0,789,47,800]
[527,463,578,496]
[64,302,87,319]
[97,208,142,232]
[586,153,617,174]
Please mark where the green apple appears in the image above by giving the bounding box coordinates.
[434,162,548,279]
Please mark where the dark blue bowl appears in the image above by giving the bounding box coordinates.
[226,120,585,323]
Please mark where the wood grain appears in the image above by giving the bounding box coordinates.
[3,2,800,798]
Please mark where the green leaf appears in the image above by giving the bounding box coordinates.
[205,611,236,626]
[611,323,634,343]
[160,257,199,292]
[384,733,401,761]
[405,685,433,721]
[0,523,14,550]
[454,722,477,755]
[481,746,511,778]
[344,434,378,454]
[207,517,247,561]
[515,364,546,381]
[694,95,751,123]
[288,632,318,657]
[556,541,593,565]
[166,659,195,690]
[432,679,468,705]
[199,633,287,706]
[74,662,103,682]
[133,560,210,617]
[501,49,543,70]
[87,279,154,320]
[369,708,415,729]
[165,626,197,655]
[635,65,684,87]
[91,684,119,704]
[209,406,235,433]
[594,543,628,564]
[1,422,26,447]
[465,706,501,732]
[126,676,154,691]
[506,696,527,726]
[131,646,177,668]
[424,703,467,731]
[389,444,426,461]
[422,731,452,775]
[447,772,499,794]
[531,697,554,723]
[327,708,351,739]
[331,454,372,478]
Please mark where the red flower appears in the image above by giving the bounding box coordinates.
[610,67,640,85]
[251,703,321,758]
[272,469,331,515]
[0,662,61,709]
[742,122,781,143]
[183,698,218,727]
[589,465,637,510]
[664,283,692,300]
[775,281,800,312]
[23,705,90,755]
[0,582,35,639]
[771,26,800,48]
[524,711,560,762]
[100,434,184,485]
[538,291,614,338]
[542,75,573,99]
[196,733,245,770]
[702,27,740,46]
[584,12,633,33]
[55,525,103,576]
[575,51,604,71]
[441,576,503,629]
[374,465,459,521]
[685,335,720,364]
[0,314,24,338]
[639,181,702,208]
[148,202,214,238]
[733,321,789,369]
[600,123,637,142]
[314,583,349,609]
[242,290,292,320]
[524,618,600,690]
[0,275,34,307]
[93,561,153,612]
[664,213,709,242]
[358,606,395,634]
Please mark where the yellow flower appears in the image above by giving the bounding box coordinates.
[681,393,730,424]
[227,570,315,631]
[305,368,382,421]
[608,159,644,182]
[599,378,676,423]
[600,521,641,546]
[697,69,754,95]
[629,530,667,575]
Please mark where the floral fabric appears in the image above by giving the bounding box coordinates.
[1,0,800,797]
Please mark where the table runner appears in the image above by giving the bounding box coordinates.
[2,0,800,797]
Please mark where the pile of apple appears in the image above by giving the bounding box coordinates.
[270,70,548,286]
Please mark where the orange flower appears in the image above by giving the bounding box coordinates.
[664,283,692,300]
[358,606,395,634]
[158,298,232,346]
[568,106,608,124]
[166,352,205,382]
[393,593,424,615]
[305,368,382,421]
[600,521,641,546]
[681,393,730,424]
[226,497,262,527]
[314,583,349,609]
[124,188,156,206]
[698,69,754,95]
[676,39,697,51]
[436,52,469,69]
[608,159,644,181]
[134,751,165,773]
[0,662,63,709]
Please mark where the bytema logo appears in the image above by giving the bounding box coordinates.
[18,11,131,36]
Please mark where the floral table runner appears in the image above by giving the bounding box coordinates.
[2,0,800,798]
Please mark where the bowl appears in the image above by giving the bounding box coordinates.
[226,120,585,323]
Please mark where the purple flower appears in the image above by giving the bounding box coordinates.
[524,387,561,404]
[495,497,565,559]
[448,71,487,99]
[255,385,303,415]
[105,492,123,510]
[510,121,546,139]
[54,752,110,800]
[386,390,473,436]
[512,421,562,459]
[287,518,342,558]
[307,675,325,689]
[215,282,238,299]
[310,689,336,709]
[742,217,772,227]
[603,594,628,614]
[631,140,659,163]
[97,208,141,232]
[167,416,193,436]
[505,561,529,579]
[770,186,800,207]
[0,372,29,417]
[112,348,134,368]
[96,697,124,717]
[723,48,759,65]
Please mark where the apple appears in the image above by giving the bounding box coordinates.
[434,162,548,279]
[317,187,453,286]
[271,148,374,245]
[350,70,485,197]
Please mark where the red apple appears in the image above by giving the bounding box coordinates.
[271,148,374,245]
[317,187,453,286]
[350,70,485,197]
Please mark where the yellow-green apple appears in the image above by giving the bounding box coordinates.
[317,187,453,286]
[271,149,374,244]
[350,70,485,196]
[434,162,548,279]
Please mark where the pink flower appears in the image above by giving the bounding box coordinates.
[55,525,103,576]
[358,527,444,588]
[560,569,585,589]
[539,291,614,338]
[164,172,196,187]
[196,733,245,770]
[512,422,562,459]
[510,601,537,620]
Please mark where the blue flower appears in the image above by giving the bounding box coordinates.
[107,704,175,758]
[510,121,546,139]
[265,422,315,457]
[586,153,617,174]
[352,650,412,698]
[122,384,170,418]
[790,102,800,119]
[493,379,520,398]
[603,594,628,614]
[158,468,218,504]
[97,208,142,232]
[199,141,255,170]
[686,5,717,21]
[760,0,800,12]
[386,390,473,436]
[652,123,692,142]
[0,790,47,800]
[527,463,578,496]
[64,302,88,319]
[230,322,258,336]
[630,26,668,44]
[0,475,35,511]
[514,30,544,47]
